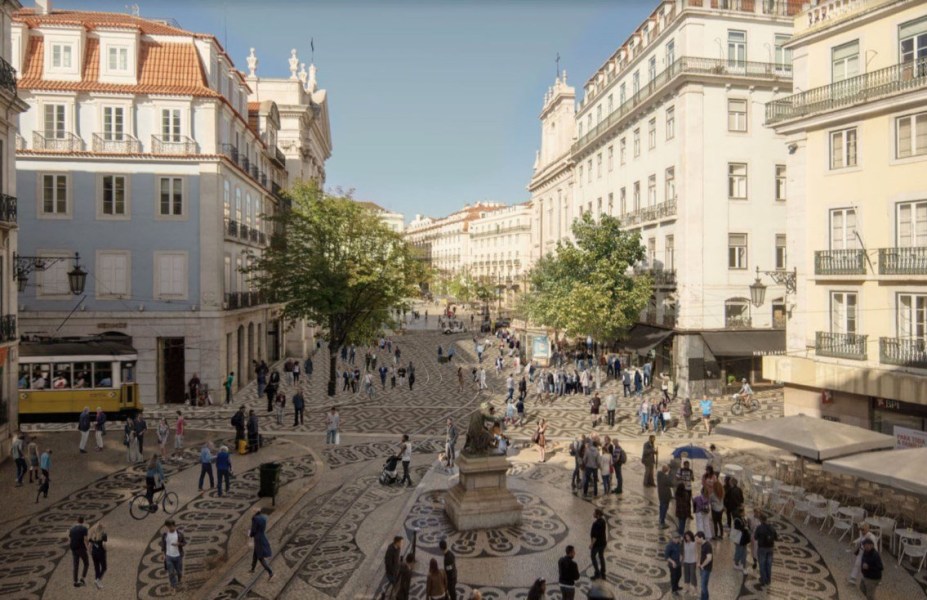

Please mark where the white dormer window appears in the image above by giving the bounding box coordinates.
[103,106,125,141]
[161,109,181,142]
[51,44,73,68]
[107,46,129,72]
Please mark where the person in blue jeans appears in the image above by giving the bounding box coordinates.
[696,531,712,600]
[216,446,232,497]
[198,442,215,491]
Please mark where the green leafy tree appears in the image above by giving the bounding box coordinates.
[519,212,651,342]
[246,183,425,396]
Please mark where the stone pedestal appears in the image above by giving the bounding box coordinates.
[445,453,522,530]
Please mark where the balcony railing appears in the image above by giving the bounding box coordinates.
[878,247,927,276]
[0,56,16,97]
[880,336,927,369]
[33,131,83,152]
[0,315,16,342]
[92,133,141,154]
[15,134,25,151]
[814,249,867,275]
[240,224,250,240]
[816,331,868,360]
[687,0,802,16]
[574,56,791,156]
[250,228,259,243]
[0,194,16,225]
[725,316,753,329]
[622,199,678,227]
[260,172,268,187]
[227,219,238,237]
[767,59,927,125]
[221,144,239,163]
[240,155,251,172]
[271,146,286,168]
[225,292,239,310]
[250,164,260,180]
[152,135,197,155]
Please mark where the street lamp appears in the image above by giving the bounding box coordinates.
[15,252,87,295]
[749,265,797,308]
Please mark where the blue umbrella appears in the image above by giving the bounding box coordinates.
[672,445,713,460]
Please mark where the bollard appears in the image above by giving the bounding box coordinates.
[586,580,616,600]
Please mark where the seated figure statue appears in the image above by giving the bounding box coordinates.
[463,402,503,456]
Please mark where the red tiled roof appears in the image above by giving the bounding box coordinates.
[14,8,199,36]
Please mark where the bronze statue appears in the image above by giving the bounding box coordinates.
[463,402,502,456]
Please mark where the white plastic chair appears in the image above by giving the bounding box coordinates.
[820,500,841,532]
[829,512,854,541]
[804,499,829,527]
[900,534,927,573]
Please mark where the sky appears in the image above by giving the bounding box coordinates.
[50,0,656,220]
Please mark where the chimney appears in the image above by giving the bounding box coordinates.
[36,0,51,15]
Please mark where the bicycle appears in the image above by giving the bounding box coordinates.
[730,392,760,416]
[129,485,179,520]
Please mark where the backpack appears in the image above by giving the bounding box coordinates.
[231,412,243,429]
[618,448,627,466]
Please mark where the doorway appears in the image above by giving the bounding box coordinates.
[159,337,185,404]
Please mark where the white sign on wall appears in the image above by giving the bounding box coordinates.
[894,425,927,449]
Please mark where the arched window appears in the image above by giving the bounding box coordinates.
[724,297,751,328]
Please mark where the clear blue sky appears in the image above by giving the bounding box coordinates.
[51,0,655,219]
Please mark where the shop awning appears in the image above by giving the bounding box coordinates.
[823,448,927,496]
[619,324,675,355]
[700,330,785,357]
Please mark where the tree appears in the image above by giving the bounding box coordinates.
[246,183,425,396]
[519,212,651,342]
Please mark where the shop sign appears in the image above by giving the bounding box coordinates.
[894,425,927,449]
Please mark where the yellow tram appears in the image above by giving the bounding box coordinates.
[18,335,142,422]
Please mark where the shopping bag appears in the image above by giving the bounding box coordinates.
[335,432,341,445]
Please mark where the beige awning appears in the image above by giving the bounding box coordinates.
[715,414,895,461]
[823,448,927,496]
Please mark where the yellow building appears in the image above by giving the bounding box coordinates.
[764,0,927,436]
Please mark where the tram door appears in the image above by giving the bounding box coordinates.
[159,337,185,404]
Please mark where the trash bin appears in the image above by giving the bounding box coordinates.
[586,581,615,600]
[258,462,282,505]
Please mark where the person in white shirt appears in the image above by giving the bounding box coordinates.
[605,394,618,427]
[848,522,879,584]
[160,519,186,592]
[397,434,413,488]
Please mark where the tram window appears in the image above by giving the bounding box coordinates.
[18,364,31,389]
[52,363,73,389]
[73,363,92,389]
[94,362,113,387]
[30,364,51,389]
[122,362,135,383]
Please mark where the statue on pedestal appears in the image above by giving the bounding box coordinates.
[463,403,503,456]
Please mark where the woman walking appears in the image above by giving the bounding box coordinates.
[249,507,274,579]
[675,483,692,537]
[535,418,547,463]
[88,521,108,589]
[425,558,448,600]
[157,419,170,461]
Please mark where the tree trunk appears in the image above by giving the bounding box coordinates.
[328,346,337,397]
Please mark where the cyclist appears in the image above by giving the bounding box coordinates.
[736,378,754,405]
[145,454,165,512]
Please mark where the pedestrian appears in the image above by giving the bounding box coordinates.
[478,367,487,391]
[682,397,693,431]
[396,553,414,600]
[78,407,92,453]
[457,367,464,392]
[69,516,90,587]
[598,441,612,495]
[682,531,698,595]
[732,513,751,573]
[639,397,651,433]
[665,532,683,595]
[397,434,413,487]
[292,390,305,426]
[231,407,246,448]
[284,358,294,384]
[247,410,260,452]
[605,393,617,427]
[642,435,657,487]
[224,371,235,405]
[379,364,388,389]
[256,363,266,399]
[445,418,458,469]
[557,545,580,600]
[384,536,403,598]
[158,418,170,461]
[754,512,778,589]
[612,440,626,494]
[709,477,725,540]
[188,372,201,405]
[216,445,232,497]
[534,418,547,463]
[26,436,39,484]
[590,508,608,580]
[516,396,526,426]
[94,407,106,451]
[198,442,215,491]
[145,454,165,511]
[440,539,457,600]
[174,410,185,457]
[249,507,274,579]
[39,447,52,483]
[425,557,448,600]
[582,440,599,497]
[675,483,692,537]
[590,393,601,427]
[125,419,141,464]
[657,464,674,528]
[622,369,632,397]
[160,519,186,593]
[569,435,585,491]
[725,477,744,530]
[859,537,883,599]
[526,578,547,600]
[409,367,416,391]
[699,396,713,434]
[265,375,277,412]
[88,521,108,589]
[135,414,148,456]
[694,487,713,542]
[292,361,301,384]
[326,406,340,444]
[274,390,286,425]
[11,431,26,486]
[696,531,713,600]
[849,522,879,584]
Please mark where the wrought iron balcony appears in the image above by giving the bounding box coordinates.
[814,249,867,276]
[880,336,927,369]
[271,145,286,168]
[725,316,753,329]
[687,0,802,16]
[250,164,260,180]
[0,194,16,225]
[15,134,25,151]
[767,59,927,125]
[224,292,239,310]
[878,247,927,276]
[92,133,141,154]
[220,144,239,163]
[152,135,197,155]
[260,172,268,188]
[240,155,251,172]
[240,224,250,240]
[250,228,259,243]
[227,219,238,237]
[816,331,868,360]
[33,131,83,152]
[0,315,16,342]
[0,56,16,97]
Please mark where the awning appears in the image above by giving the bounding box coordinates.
[619,324,674,355]
[700,330,785,357]
[823,448,927,496]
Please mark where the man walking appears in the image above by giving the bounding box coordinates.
[665,533,683,595]
[557,545,580,600]
[612,440,626,494]
[135,414,148,456]
[326,407,340,444]
[696,531,713,600]
[582,440,600,497]
[69,516,90,587]
[161,520,186,593]
[605,393,617,427]
[657,464,674,528]
[397,434,413,488]
[224,371,235,405]
[860,537,883,599]
[216,445,232,497]
[570,435,585,491]
[622,369,632,397]
[292,390,305,426]
[590,508,608,580]
[11,432,26,486]
[440,539,457,600]
[174,410,185,457]
[642,435,658,487]
[383,536,402,600]
[198,442,215,491]
[754,513,778,590]
[78,407,92,453]
[231,407,246,448]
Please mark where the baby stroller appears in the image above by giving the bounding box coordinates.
[379,456,400,485]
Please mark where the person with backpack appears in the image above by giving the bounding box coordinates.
[612,440,627,494]
[732,513,751,573]
[569,435,586,491]
[754,513,778,590]
[231,407,246,447]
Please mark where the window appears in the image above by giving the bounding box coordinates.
[596,105,602,125]
[632,71,640,95]
[620,187,627,215]
[161,109,181,142]
[665,236,675,270]
[830,208,858,249]
[728,30,747,67]
[607,145,614,171]
[37,254,71,296]
[596,153,602,178]
[666,106,675,140]
[102,106,124,141]
[648,175,656,206]
[648,118,656,149]
[619,83,626,105]
[830,128,858,169]
[647,237,656,266]
[235,187,242,222]
[155,252,187,298]
[775,234,787,269]
[43,104,65,139]
[725,298,751,327]
[97,252,129,298]
[41,174,68,216]
[648,56,656,83]
[728,98,747,132]
[223,180,231,221]
[830,291,858,335]
[896,112,927,159]
[633,182,641,212]
[158,177,183,216]
[633,129,640,157]
[898,293,927,340]
[51,43,72,68]
[607,192,613,214]
[620,138,627,164]
[776,165,787,201]
[897,201,927,247]
[607,94,613,113]
[665,167,676,201]
[775,34,792,69]
[832,41,860,82]
[728,163,748,199]
[578,166,584,186]
[107,46,128,71]
[101,175,127,216]
[666,40,675,67]
[900,17,927,77]
[587,159,592,182]
[728,233,748,269]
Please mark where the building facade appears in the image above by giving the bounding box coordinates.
[356,200,405,233]
[405,202,506,277]
[12,6,329,405]
[469,202,532,306]
[764,0,927,434]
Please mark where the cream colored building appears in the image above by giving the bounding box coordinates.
[356,200,405,233]
[764,0,927,434]
[470,202,533,305]
[405,202,505,276]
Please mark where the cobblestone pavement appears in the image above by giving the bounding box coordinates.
[7,323,927,599]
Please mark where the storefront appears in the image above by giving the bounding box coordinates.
[871,397,927,436]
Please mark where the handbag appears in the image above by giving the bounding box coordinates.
[662,411,672,421]
[731,528,743,545]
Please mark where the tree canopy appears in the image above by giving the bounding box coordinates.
[246,183,425,395]
[518,212,651,341]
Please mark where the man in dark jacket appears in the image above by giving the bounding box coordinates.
[395,553,414,600]
[383,536,402,599]
[860,537,883,599]
[657,464,674,528]
[664,532,683,594]
[557,545,580,600]
[754,513,779,589]
[292,391,305,426]
[231,407,246,444]
[590,509,608,580]
[724,476,745,527]
[246,410,259,453]
[440,539,457,600]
